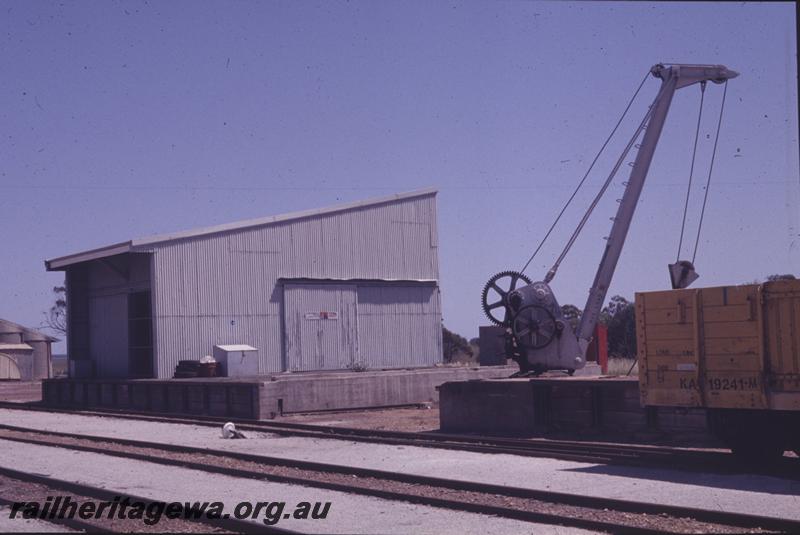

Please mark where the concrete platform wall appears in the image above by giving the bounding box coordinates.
[258,366,516,417]
[43,378,262,418]
[438,377,717,445]
[0,381,42,402]
[42,366,518,420]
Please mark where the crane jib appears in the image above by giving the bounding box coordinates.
[481,64,739,375]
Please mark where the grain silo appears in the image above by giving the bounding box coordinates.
[0,319,55,380]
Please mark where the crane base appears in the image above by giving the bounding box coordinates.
[437,375,716,445]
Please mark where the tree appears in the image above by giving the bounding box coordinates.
[600,295,636,359]
[767,274,796,281]
[560,304,582,331]
[43,285,67,336]
[442,326,473,363]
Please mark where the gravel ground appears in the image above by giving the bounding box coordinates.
[0,474,230,533]
[0,428,771,534]
[278,406,441,432]
[0,437,580,535]
[277,405,728,448]
[0,504,76,532]
[276,406,800,457]
[2,408,798,524]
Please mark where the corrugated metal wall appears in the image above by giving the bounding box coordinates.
[150,193,440,378]
[284,284,359,371]
[356,284,442,369]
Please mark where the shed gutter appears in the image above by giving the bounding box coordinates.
[45,241,134,271]
[278,277,438,285]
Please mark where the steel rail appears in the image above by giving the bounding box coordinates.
[0,431,657,535]
[0,423,798,534]
[0,401,699,455]
[0,400,706,457]
[2,402,613,463]
[0,464,293,534]
[2,401,796,478]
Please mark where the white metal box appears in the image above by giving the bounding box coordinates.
[213,344,259,377]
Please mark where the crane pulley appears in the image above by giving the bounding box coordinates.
[481,63,738,375]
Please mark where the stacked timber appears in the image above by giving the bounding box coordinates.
[173,360,201,378]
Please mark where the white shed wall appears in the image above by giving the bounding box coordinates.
[356,285,442,369]
[283,284,359,372]
[150,193,439,378]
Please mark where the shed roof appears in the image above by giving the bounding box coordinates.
[0,343,34,352]
[46,188,437,270]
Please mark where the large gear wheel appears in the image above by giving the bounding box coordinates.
[481,271,532,326]
[512,304,558,349]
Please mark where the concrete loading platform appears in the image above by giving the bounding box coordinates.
[42,365,517,420]
[0,381,42,402]
[439,376,716,445]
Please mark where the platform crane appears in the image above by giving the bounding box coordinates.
[481,64,738,375]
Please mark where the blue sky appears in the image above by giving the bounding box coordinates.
[2,1,797,352]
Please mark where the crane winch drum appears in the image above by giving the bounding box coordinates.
[481,64,739,376]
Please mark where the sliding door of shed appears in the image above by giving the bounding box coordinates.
[283,284,358,371]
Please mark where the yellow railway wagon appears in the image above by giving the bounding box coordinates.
[636,279,800,458]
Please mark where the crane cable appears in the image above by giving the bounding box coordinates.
[676,81,707,261]
[692,80,729,263]
[542,77,675,282]
[544,95,659,282]
[519,70,652,275]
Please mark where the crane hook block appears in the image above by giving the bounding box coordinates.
[669,261,699,289]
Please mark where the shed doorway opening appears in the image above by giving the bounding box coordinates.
[128,291,154,378]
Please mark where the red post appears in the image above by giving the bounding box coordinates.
[585,323,609,374]
[595,323,608,374]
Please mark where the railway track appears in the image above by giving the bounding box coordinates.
[0,464,289,533]
[1,401,798,479]
[0,423,797,534]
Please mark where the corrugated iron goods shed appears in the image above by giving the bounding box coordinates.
[46,188,442,379]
